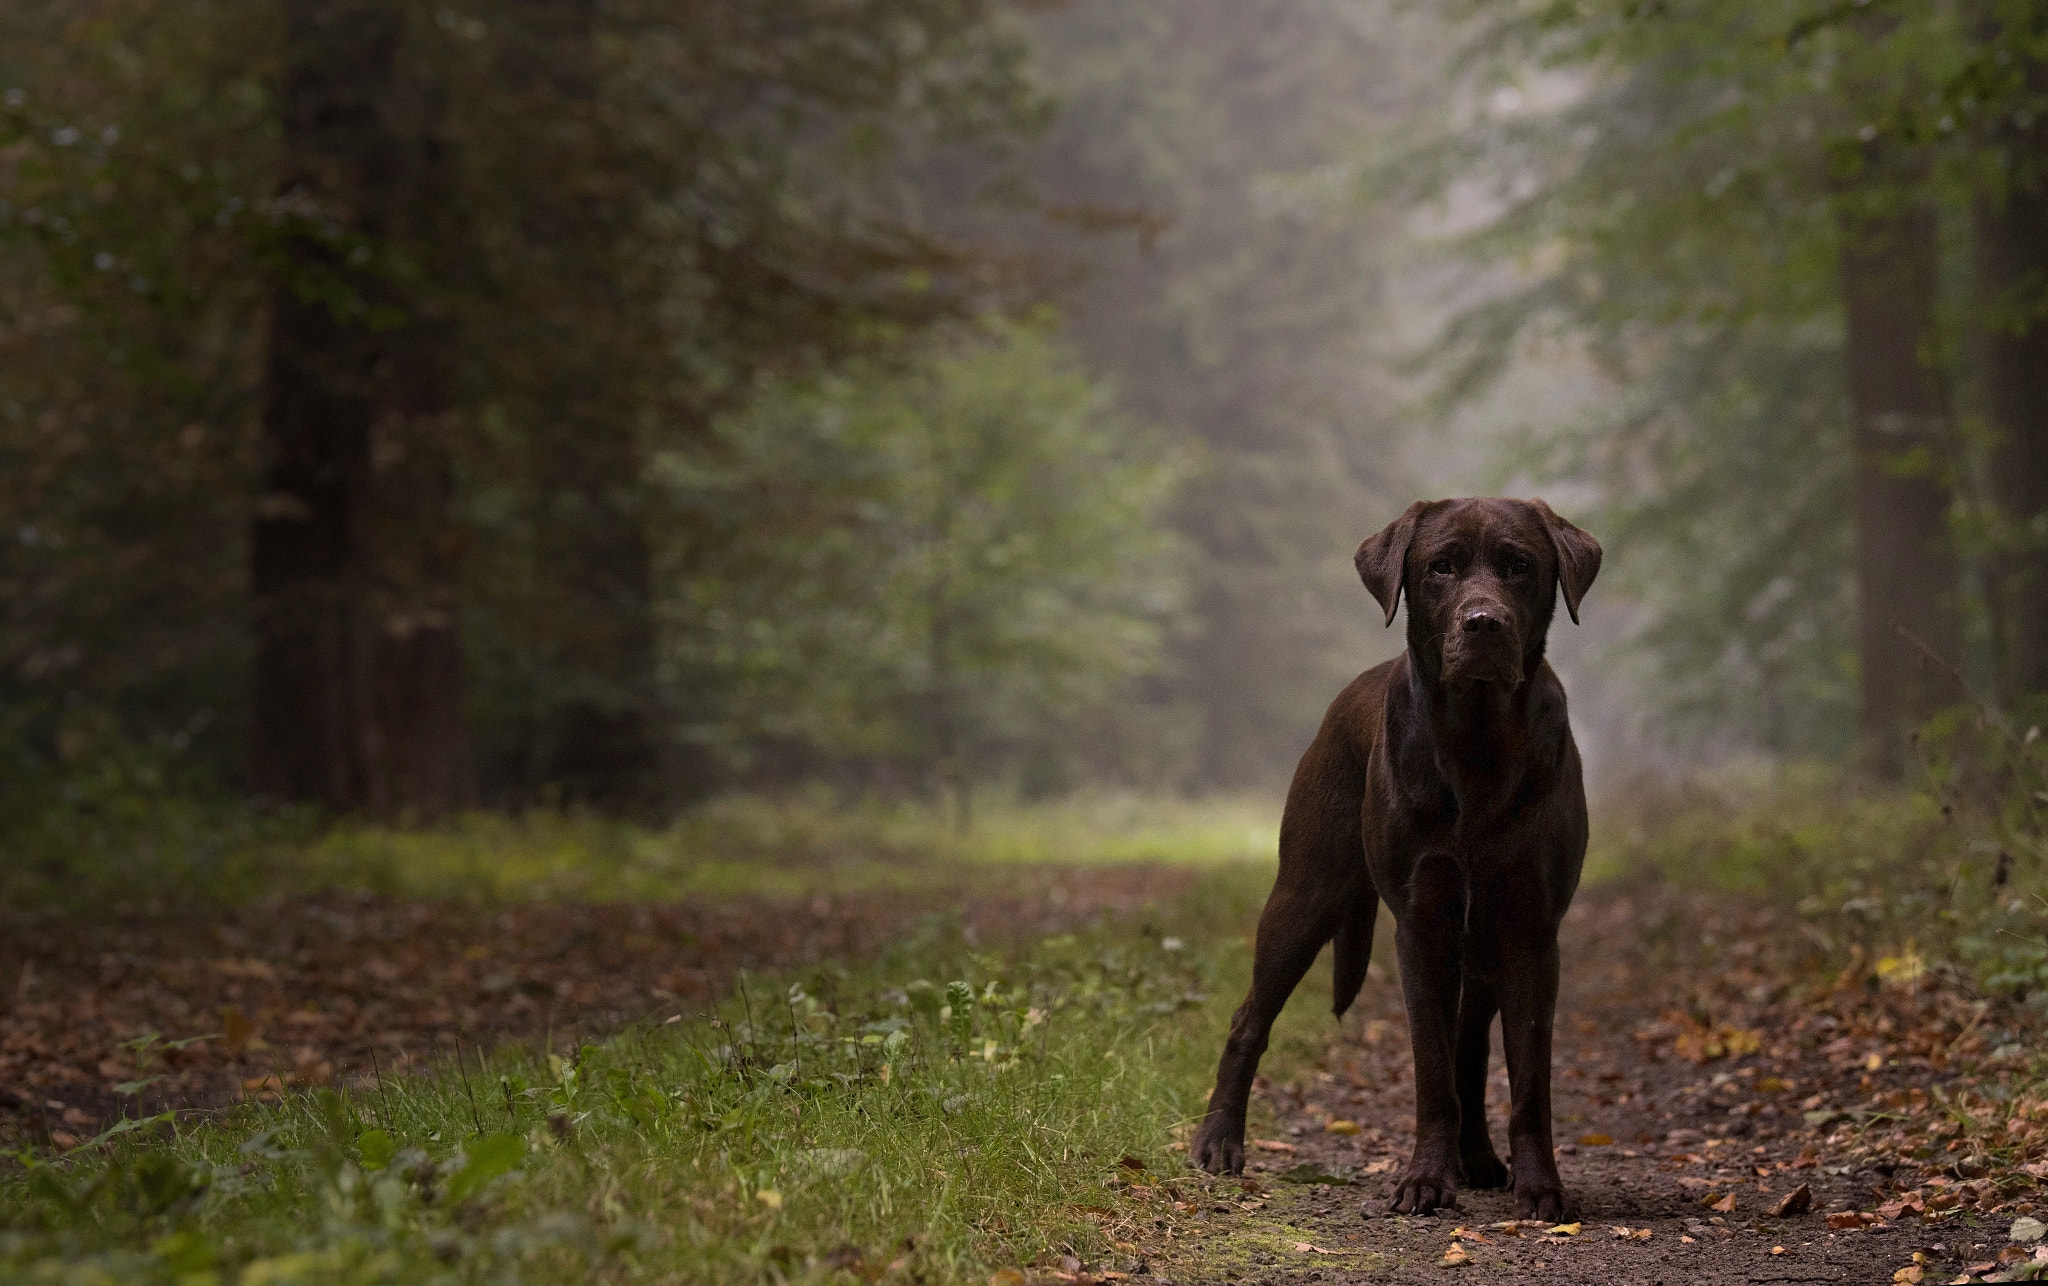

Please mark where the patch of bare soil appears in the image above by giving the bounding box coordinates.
[0,864,1196,1151]
[1147,886,2048,1286]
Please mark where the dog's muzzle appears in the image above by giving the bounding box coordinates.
[1442,605,1524,685]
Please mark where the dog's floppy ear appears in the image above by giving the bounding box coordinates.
[1355,501,1433,627]
[1530,498,1601,625]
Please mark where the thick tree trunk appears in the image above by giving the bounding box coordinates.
[1839,200,1964,774]
[250,1,473,818]
[1975,177,2048,702]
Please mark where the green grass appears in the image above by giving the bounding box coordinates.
[1590,762,2048,1005]
[0,789,1279,913]
[301,793,1280,904]
[0,864,1362,1286]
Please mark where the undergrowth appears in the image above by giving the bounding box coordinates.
[1591,703,2048,1009]
[0,784,1277,914]
[0,867,1337,1286]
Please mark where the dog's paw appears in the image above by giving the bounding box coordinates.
[1189,1115,1245,1175]
[1459,1150,1510,1190]
[1389,1170,1459,1216]
[1513,1182,1577,1223]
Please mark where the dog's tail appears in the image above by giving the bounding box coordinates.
[1330,890,1378,1017]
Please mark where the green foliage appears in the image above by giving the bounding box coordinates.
[0,3,277,777]
[0,787,1275,912]
[1405,0,1867,752]
[1596,720,2048,1005]
[1412,0,2048,750]
[0,734,320,915]
[0,868,1286,1285]
[658,316,1194,795]
[0,0,1046,808]
[1006,1,1424,786]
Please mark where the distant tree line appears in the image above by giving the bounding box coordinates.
[1416,0,2048,771]
[0,1,1413,818]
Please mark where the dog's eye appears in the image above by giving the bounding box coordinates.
[1507,555,1532,576]
[1428,558,1455,577]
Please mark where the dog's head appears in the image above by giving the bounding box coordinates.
[1354,498,1601,688]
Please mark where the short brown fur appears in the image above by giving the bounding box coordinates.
[1190,498,1602,1221]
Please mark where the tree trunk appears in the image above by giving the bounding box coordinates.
[1975,173,2048,703]
[1839,198,1964,774]
[250,0,473,819]
[503,0,665,812]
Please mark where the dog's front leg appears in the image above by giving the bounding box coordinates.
[1498,929,1577,1221]
[1390,856,1464,1215]
[1454,969,1509,1188]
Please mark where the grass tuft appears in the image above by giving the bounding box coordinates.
[0,866,1320,1285]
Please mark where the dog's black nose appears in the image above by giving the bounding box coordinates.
[1462,609,1505,635]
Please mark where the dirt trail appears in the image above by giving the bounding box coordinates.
[0,865,1196,1150]
[1148,886,2048,1286]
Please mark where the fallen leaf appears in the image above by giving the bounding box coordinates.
[1879,1194,1925,1220]
[1440,1245,1471,1267]
[756,1189,783,1209]
[1770,1246,1786,1255]
[989,1271,1025,1286]
[1608,1226,1651,1241]
[1892,1267,1922,1284]
[1827,1211,1870,1230]
[1772,1183,1812,1217]
[2013,1215,2047,1243]
[1118,1155,1147,1171]
[1548,1223,1581,1236]
[1577,1133,1614,1146]
[1325,1119,1361,1135]
[1252,1139,1297,1153]
[1709,1192,1737,1214]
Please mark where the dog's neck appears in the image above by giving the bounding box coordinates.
[1402,653,1551,825]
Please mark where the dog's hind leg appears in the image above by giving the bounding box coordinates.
[1190,881,1341,1175]
[1191,734,1361,1176]
[1331,881,1379,1018]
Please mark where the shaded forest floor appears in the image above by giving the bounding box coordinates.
[0,866,1198,1151]
[6,814,2048,1283]
[1146,887,2048,1285]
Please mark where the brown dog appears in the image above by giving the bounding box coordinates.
[1190,497,1601,1221]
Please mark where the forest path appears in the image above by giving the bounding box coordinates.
[0,864,1198,1151]
[1148,886,2043,1286]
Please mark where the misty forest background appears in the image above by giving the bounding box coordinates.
[3,0,2047,836]
[12,6,2048,1282]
